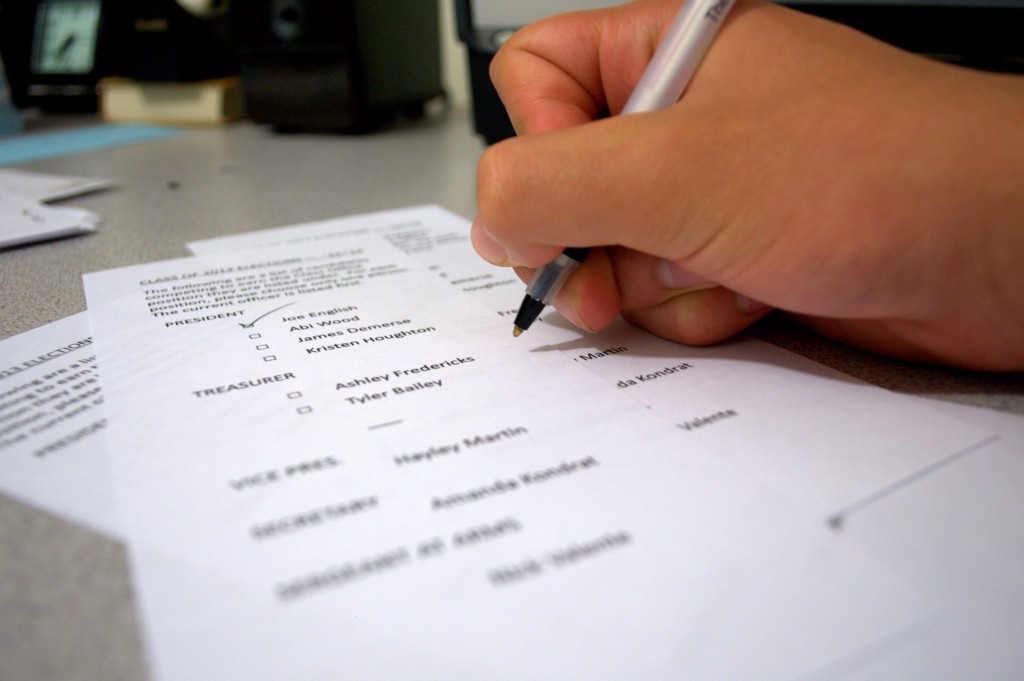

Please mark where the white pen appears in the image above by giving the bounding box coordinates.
[512,0,737,336]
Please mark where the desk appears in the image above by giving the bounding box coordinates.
[1,109,1022,680]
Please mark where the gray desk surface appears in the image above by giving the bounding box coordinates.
[1,109,1022,681]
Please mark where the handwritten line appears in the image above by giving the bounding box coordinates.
[369,420,404,431]
[239,302,296,329]
[827,434,1001,530]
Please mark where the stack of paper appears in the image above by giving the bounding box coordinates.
[2,205,1022,680]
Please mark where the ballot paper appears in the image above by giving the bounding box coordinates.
[819,404,1024,680]
[86,236,942,681]
[191,205,1003,523]
[0,313,117,537]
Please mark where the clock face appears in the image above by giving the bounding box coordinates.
[31,0,101,75]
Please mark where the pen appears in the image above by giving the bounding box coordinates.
[511,0,736,337]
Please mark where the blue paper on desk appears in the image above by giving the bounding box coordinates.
[0,124,180,165]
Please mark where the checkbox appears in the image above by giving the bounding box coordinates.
[256,344,269,350]
[287,392,302,399]
[297,406,313,414]
[249,333,262,339]
[263,355,277,362]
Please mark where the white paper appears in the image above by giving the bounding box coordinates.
[85,235,936,681]
[190,205,1002,521]
[0,168,115,202]
[0,186,100,249]
[0,313,118,537]
[817,404,1024,680]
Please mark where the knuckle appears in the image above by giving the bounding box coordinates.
[476,141,521,227]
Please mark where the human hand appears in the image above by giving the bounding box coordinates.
[471,0,1024,370]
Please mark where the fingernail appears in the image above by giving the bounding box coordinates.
[736,293,771,315]
[656,259,716,293]
[553,289,598,333]
[471,218,509,265]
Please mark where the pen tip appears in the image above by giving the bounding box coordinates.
[513,326,523,338]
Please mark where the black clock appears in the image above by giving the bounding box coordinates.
[0,0,104,111]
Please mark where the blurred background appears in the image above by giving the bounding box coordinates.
[1,0,1022,143]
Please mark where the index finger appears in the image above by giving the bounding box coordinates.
[490,2,679,135]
